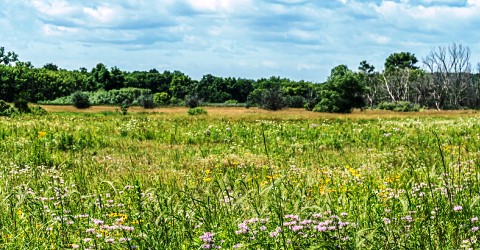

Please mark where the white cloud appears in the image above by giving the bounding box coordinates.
[1,0,480,81]
[82,6,119,24]
[186,0,252,13]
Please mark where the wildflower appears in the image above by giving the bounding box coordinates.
[285,214,300,220]
[38,131,47,138]
[233,243,242,249]
[120,226,135,231]
[71,244,80,249]
[472,217,478,223]
[314,225,327,232]
[235,223,249,234]
[454,205,463,212]
[83,238,92,243]
[105,238,115,243]
[200,232,215,243]
[300,220,313,225]
[269,231,279,237]
[92,219,104,225]
[472,227,479,232]
[383,218,391,225]
[291,225,304,232]
[260,226,267,231]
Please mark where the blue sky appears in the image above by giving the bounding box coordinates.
[2,0,480,82]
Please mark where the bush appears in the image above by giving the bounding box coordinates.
[72,91,91,109]
[248,88,286,111]
[30,106,48,116]
[185,94,202,108]
[187,107,208,115]
[153,92,170,106]
[313,65,365,113]
[14,98,31,113]
[377,101,420,112]
[0,100,15,116]
[286,95,306,108]
[224,99,238,105]
[139,95,154,109]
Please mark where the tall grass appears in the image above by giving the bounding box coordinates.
[0,111,480,249]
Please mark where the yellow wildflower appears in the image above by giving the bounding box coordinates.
[38,131,47,138]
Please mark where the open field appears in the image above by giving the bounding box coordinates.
[39,105,480,119]
[2,107,480,249]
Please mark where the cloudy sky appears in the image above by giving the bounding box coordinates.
[2,0,480,82]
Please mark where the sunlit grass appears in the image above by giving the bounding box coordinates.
[1,108,480,249]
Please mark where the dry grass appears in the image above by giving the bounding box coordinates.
[38,105,480,120]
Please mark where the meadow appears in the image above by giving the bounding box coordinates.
[1,107,480,249]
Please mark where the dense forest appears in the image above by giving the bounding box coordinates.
[1,43,479,113]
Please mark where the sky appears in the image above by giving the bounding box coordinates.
[2,0,480,82]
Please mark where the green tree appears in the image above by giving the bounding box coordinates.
[314,65,365,113]
[153,92,170,106]
[72,91,91,109]
[249,77,285,109]
[0,47,18,65]
[385,52,418,72]
[43,63,59,71]
[358,60,382,107]
[106,66,125,90]
[90,63,111,90]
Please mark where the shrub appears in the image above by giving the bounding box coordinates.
[139,95,155,109]
[72,91,91,109]
[187,107,208,115]
[286,95,306,108]
[30,106,48,116]
[377,101,420,112]
[248,88,286,111]
[153,92,170,106]
[14,98,31,113]
[185,94,202,108]
[0,100,15,116]
[224,99,238,105]
[313,65,365,113]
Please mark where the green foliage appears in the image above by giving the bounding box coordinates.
[385,52,419,72]
[248,86,287,111]
[153,92,170,106]
[13,98,30,113]
[30,105,48,115]
[139,95,154,109]
[187,107,208,115]
[378,101,421,112]
[0,100,14,116]
[0,47,18,65]
[120,105,128,115]
[71,91,91,109]
[314,65,365,113]
[286,95,305,108]
[223,99,238,105]
[185,94,202,108]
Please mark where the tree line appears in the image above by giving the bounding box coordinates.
[1,43,479,113]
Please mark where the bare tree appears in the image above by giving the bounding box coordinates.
[423,43,472,109]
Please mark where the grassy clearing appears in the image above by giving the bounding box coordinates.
[1,107,480,249]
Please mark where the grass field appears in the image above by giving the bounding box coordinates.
[1,106,480,249]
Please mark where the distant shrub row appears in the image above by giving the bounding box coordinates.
[377,101,421,112]
[0,100,47,116]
